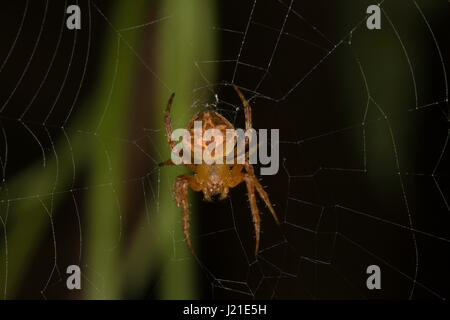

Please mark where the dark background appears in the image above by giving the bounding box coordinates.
[0,0,448,299]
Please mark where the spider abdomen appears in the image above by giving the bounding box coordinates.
[186,110,234,133]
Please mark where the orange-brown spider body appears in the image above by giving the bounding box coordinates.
[184,110,234,200]
[160,85,279,257]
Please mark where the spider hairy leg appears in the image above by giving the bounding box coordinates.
[159,158,175,167]
[245,161,280,225]
[254,180,279,225]
[174,174,201,257]
[159,158,196,171]
[164,92,177,149]
[232,85,255,157]
[219,187,229,200]
[244,174,261,255]
[228,164,244,187]
[232,84,252,131]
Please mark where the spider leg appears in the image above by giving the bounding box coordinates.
[159,158,175,167]
[228,164,244,187]
[229,160,278,225]
[223,165,261,254]
[232,141,258,164]
[164,93,177,149]
[159,158,196,171]
[244,173,261,255]
[232,85,259,165]
[174,174,201,257]
[245,162,280,225]
[232,84,252,131]
[226,164,278,255]
[219,186,229,200]
[162,94,196,171]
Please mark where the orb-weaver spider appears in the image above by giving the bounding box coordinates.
[159,85,279,257]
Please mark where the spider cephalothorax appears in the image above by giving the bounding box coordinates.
[159,85,279,257]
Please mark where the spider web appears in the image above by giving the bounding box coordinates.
[0,0,449,299]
